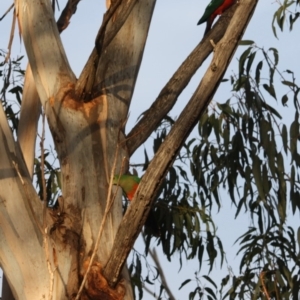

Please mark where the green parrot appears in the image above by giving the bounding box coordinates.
[113,174,141,201]
[113,174,161,236]
[197,0,236,36]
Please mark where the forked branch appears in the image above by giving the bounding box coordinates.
[75,0,141,99]
[126,4,238,156]
[103,0,259,287]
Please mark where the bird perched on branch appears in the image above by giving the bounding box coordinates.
[197,0,236,36]
[113,174,161,236]
[113,174,141,201]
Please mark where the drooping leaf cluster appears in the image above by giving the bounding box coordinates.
[272,0,300,37]
[129,41,300,299]
[34,151,61,205]
[129,118,225,299]
[180,44,300,298]
[145,123,223,269]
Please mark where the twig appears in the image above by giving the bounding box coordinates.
[0,3,14,21]
[143,284,157,299]
[5,7,16,63]
[148,248,176,300]
[260,271,270,300]
[75,145,124,300]
[12,160,24,185]
[40,111,47,229]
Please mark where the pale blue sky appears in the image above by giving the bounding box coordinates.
[0,0,299,299]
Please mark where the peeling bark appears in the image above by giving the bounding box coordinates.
[17,0,83,178]
[17,65,40,178]
[0,102,48,299]
[6,0,156,299]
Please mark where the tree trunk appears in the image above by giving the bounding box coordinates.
[0,0,155,299]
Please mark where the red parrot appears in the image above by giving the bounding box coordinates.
[112,174,141,201]
[197,0,236,36]
[113,174,161,236]
[113,175,160,237]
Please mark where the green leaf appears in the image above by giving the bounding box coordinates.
[255,61,263,84]
[198,242,204,269]
[239,47,252,76]
[281,124,288,154]
[263,83,277,100]
[178,279,191,290]
[239,40,255,46]
[262,164,269,194]
[252,156,264,200]
[204,286,216,299]
[203,275,217,289]
[143,148,149,171]
[281,94,288,106]
[282,80,297,88]
[296,227,300,253]
[290,118,299,155]
[246,52,256,75]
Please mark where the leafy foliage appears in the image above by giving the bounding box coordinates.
[272,0,300,37]
[0,50,24,133]
[184,44,300,298]
[128,41,300,299]
[34,152,61,205]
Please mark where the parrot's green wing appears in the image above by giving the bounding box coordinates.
[197,0,225,25]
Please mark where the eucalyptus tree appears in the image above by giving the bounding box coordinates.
[5,0,300,299]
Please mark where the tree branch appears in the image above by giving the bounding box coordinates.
[126,4,237,157]
[17,65,41,178]
[0,3,14,21]
[0,101,43,230]
[17,0,81,177]
[0,101,50,299]
[75,0,141,99]
[16,0,76,106]
[103,0,259,287]
[148,248,176,300]
[56,0,81,33]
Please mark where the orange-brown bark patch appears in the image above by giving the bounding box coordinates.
[50,84,105,120]
[81,260,125,300]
